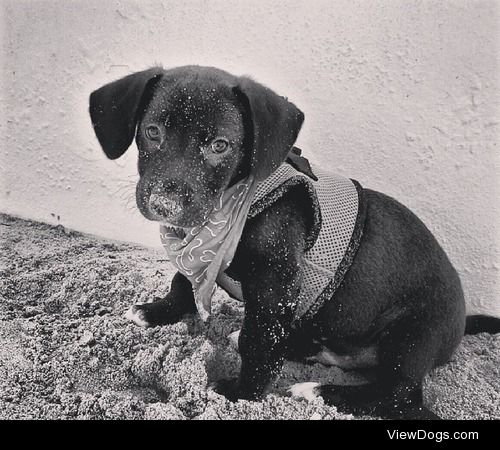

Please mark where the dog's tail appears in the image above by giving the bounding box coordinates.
[465,315,500,335]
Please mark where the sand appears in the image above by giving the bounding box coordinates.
[0,213,498,420]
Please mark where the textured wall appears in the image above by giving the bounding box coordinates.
[1,0,499,317]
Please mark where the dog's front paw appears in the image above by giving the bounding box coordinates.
[124,303,151,327]
[211,378,241,402]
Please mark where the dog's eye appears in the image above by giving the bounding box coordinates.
[210,138,229,154]
[145,125,161,140]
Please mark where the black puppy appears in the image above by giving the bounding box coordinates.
[89,66,499,419]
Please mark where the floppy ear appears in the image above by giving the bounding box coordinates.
[89,67,163,159]
[233,77,304,181]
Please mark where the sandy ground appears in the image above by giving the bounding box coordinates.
[0,213,499,420]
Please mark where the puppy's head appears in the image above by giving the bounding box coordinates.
[89,66,304,227]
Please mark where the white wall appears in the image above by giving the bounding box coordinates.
[1,0,499,317]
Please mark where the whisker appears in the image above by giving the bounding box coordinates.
[110,184,135,197]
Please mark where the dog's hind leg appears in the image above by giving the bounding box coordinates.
[290,379,440,419]
[291,308,463,419]
[289,379,438,419]
[125,272,196,327]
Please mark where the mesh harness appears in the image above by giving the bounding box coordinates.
[216,162,366,326]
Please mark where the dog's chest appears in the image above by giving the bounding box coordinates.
[217,163,365,324]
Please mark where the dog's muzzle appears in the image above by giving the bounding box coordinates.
[149,192,183,218]
[148,180,186,218]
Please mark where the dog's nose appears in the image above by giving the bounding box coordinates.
[149,191,182,217]
[148,179,191,218]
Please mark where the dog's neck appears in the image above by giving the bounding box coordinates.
[159,176,258,321]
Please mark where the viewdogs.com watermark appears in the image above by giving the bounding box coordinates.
[387,430,479,442]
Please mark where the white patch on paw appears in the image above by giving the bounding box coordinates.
[124,304,149,327]
[227,330,240,349]
[288,382,321,401]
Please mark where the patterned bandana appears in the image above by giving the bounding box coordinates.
[159,177,258,321]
